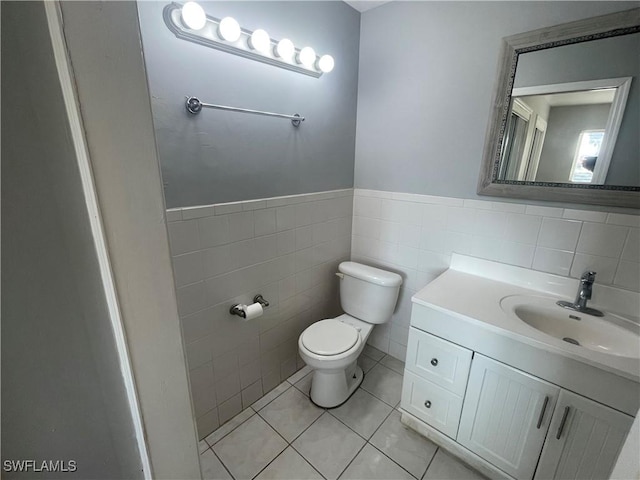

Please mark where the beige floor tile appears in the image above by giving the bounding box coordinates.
[255,447,323,480]
[339,444,414,480]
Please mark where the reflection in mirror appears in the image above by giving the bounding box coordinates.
[498,77,632,185]
[478,9,640,208]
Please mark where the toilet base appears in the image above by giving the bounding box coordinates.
[309,361,364,408]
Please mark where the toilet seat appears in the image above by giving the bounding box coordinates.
[301,319,359,356]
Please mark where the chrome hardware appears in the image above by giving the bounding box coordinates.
[536,396,549,429]
[253,294,269,308]
[557,271,604,317]
[185,96,305,127]
[424,400,432,408]
[556,406,571,439]
[431,358,439,367]
[229,304,246,318]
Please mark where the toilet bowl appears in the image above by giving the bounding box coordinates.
[298,262,402,408]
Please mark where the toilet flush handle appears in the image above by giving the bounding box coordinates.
[335,272,344,279]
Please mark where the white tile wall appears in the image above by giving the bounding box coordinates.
[166,189,353,439]
[351,189,640,360]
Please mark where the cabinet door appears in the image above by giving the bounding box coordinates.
[534,390,634,480]
[458,355,559,480]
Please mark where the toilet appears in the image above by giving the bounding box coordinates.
[298,261,402,408]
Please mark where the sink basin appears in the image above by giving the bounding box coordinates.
[500,295,640,358]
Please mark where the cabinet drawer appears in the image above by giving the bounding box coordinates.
[401,370,463,439]
[406,327,472,396]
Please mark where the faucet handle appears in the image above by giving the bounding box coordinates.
[580,271,596,283]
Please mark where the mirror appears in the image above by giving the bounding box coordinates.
[478,8,640,208]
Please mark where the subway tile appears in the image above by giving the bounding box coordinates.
[444,231,473,256]
[353,195,382,218]
[622,229,640,263]
[185,336,213,369]
[182,205,216,220]
[470,235,501,262]
[613,261,640,291]
[172,251,204,287]
[166,209,183,222]
[295,226,314,251]
[215,202,243,215]
[563,209,607,223]
[242,200,266,211]
[570,253,618,284]
[380,200,422,225]
[276,205,296,231]
[378,221,401,245]
[532,247,574,276]
[198,215,230,249]
[182,308,214,344]
[537,218,582,251]
[491,201,526,213]
[190,362,215,392]
[474,210,507,238]
[242,380,264,409]
[176,281,207,316]
[504,213,542,245]
[419,228,446,253]
[497,241,535,268]
[203,244,237,278]
[576,222,628,258]
[254,208,277,237]
[193,384,217,418]
[197,408,220,440]
[446,206,476,234]
[217,394,243,425]
[525,205,564,218]
[216,372,241,404]
[421,204,448,230]
[295,203,314,227]
[168,220,200,255]
[606,213,640,228]
[463,199,493,210]
[228,212,254,242]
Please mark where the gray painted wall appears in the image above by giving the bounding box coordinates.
[536,104,611,183]
[1,2,142,478]
[515,32,640,186]
[137,1,360,208]
[354,1,637,201]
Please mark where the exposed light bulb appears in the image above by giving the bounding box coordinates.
[298,47,316,68]
[218,17,241,42]
[318,54,335,73]
[275,38,295,60]
[181,2,207,30]
[249,29,271,53]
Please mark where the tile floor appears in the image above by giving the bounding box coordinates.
[198,346,487,480]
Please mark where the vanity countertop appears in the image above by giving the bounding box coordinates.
[412,255,640,383]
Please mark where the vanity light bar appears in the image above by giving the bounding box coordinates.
[163,2,335,78]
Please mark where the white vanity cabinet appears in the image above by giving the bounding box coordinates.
[457,355,559,480]
[401,326,635,480]
[534,390,634,480]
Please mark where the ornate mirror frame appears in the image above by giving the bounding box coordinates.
[477,8,640,209]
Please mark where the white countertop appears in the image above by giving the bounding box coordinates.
[411,254,640,382]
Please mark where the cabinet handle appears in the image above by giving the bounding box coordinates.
[556,406,570,439]
[536,396,549,429]
[424,400,432,408]
[430,358,438,366]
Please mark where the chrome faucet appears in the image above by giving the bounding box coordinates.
[557,271,604,317]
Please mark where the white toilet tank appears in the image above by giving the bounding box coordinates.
[338,262,402,324]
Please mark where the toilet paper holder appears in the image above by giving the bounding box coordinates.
[230,295,269,318]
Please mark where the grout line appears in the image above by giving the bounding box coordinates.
[205,408,256,448]
[422,447,440,480]
[211,447,235,480]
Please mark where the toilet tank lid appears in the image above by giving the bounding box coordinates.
[338,262,403,287]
